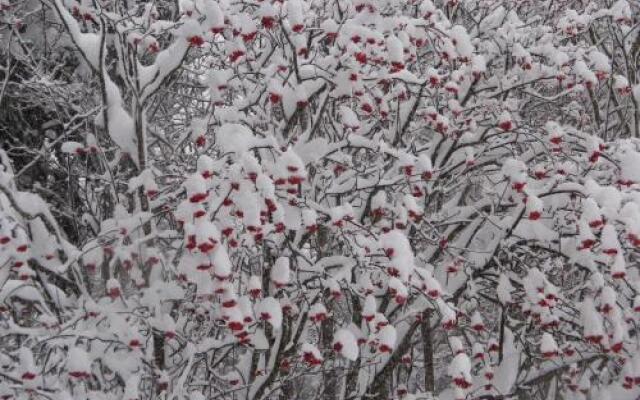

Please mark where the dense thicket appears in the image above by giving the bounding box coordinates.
[0,0,639,399]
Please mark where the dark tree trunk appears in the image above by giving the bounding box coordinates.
[322,297,338,400]
[421,311,434,394]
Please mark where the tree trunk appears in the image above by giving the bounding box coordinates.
[345,292,362,398]
[322,297,338,400]
[153,331,165,369]
[421,311,434,394]
[367,320,421,400]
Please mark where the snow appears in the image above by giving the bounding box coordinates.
[419,0,436,18]
[6,1,640,399]
[491,328,519,393]
[418,153,433,175]
[620,150,640,183]
[471,54,486,76]
[574,60,596,86]
[104,77,138,165]
[582,298,604,340]
[540,333,558,356]
[370,191,386,213]
[333,328,359,361]
[449,337,464,354]
[423,271,443,299]
[61,141,84,154]
[54,0,101,68]
[386,35,404,64]
[280,148,306,177]
[123,375,140,399]
[286,205,308,229]
[388,277,408,304]
[184,173,208,198]
[258,2,276,20]
[257,297,282,329]
[449,25,473,60]
[309,302,328,322]
[223,304,243,331]
[251,329,269,350]
[600,224,620,254]
[470,311,484,331]
[611,253,626,278]
[403,194,422,217]
[211,247,232,279]
[448,353,471,386]
[589,50,610,74]
[216,124,258,154]
[19,347,37,386]
[584,179,621,219]
[324,277,341,297]
[502,158,526,182]
[340,106,360,130]
[379,230,414,281]
[582,198,603,227]
[271,257,290,287]
[67,347,91,377]
[497,274,514,304]
[247,275,262,298]
[301,342,322,364]
[0,280,70,307]
[286,0,304,31]
[362,294,377,321]
[207,69,233,91]
[376,324,396,353]
[471,342,484,360]
[600,286,617,310]
[200,0,224,31]
[610,0,631,21]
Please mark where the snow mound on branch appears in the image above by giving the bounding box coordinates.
[293,138,330,164]
[620,150,640,183]
[216,124,273,154]
[492,328,519,393]
[0,280,71,308]
[102,78,138,165]
[333,328,358,361]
